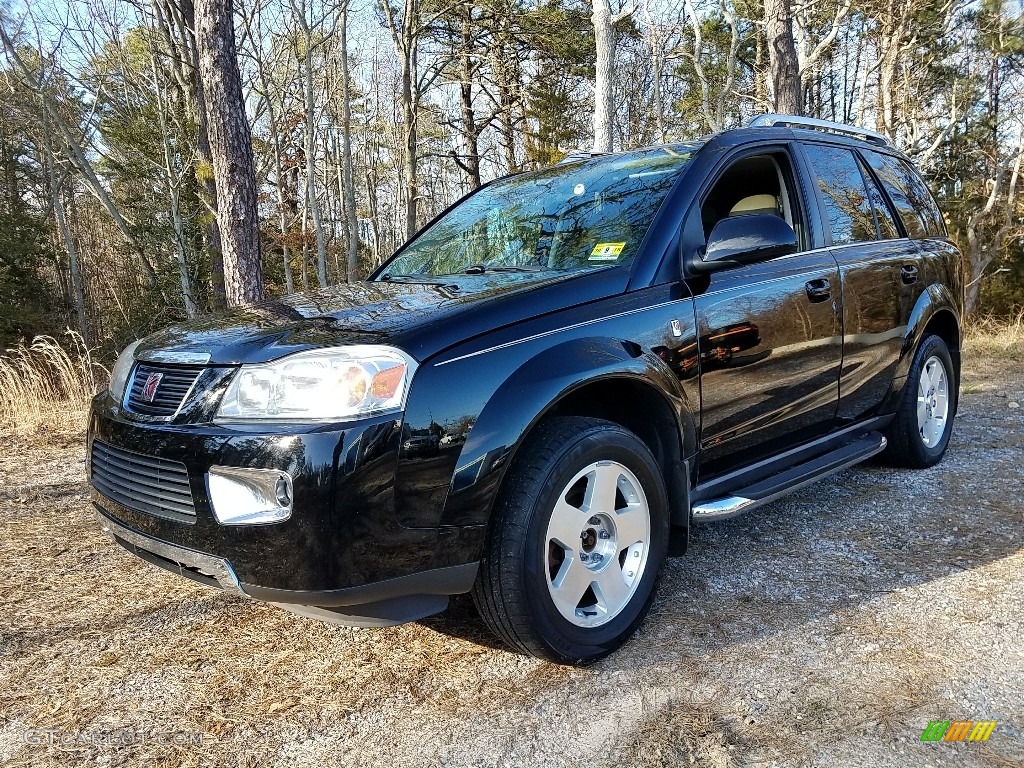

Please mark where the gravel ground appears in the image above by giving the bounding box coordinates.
[1,355,1022,768]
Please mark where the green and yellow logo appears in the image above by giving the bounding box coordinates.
[920,721,998,742]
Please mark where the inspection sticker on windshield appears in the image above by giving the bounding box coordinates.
[589,242,626,260]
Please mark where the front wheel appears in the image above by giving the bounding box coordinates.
[471,417,669,664]
[883,334,958,468]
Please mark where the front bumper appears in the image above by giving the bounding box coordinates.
[88,393,478,625]
[95,509,477,626]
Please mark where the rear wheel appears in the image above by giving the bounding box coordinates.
[883,334,957,468]
[471,416,669,664]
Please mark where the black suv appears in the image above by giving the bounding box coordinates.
[88,116,963,663]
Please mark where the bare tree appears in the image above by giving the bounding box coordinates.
[288,0,330,288]
[195,0,263,305]
[681,0,740,132]
[338,0,359,281]
[591,0,632,153]
[380,0,424,241]
[764,0,802,115]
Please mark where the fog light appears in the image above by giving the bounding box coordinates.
[207,466,293,525]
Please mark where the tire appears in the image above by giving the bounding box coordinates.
[882,334,958,468]
[471,416,669,664]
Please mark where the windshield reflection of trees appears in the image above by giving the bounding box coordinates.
[390,151,692,277]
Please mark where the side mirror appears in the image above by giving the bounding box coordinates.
[689,214,798,275]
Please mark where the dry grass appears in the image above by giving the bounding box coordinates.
[2,343,1023,767]
[0,332,103,435]
[627,692,741,768]
[964,311,1024,359]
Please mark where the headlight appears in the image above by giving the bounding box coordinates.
[109,340,141,402]
[216,345,417,422]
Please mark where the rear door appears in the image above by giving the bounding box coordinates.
[800,142,924,424]
[690,145,843,480]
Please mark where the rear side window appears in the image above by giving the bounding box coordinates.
[802,144,877,245]
[862,150,946,239]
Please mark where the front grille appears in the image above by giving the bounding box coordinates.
[125,363,204,418]
[90,440,196,522]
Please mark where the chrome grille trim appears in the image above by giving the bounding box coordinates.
[125,363,204,419]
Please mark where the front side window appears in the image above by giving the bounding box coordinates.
[699,151,807,251]
[803,144,877,245]
[379,145,698,279]
[862,150,946,239]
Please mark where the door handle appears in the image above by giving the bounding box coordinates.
[805,278,831,303]
[901,265,919,284]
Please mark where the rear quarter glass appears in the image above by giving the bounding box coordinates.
[862,150,946,239]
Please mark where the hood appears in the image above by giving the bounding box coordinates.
[134,269,625,365]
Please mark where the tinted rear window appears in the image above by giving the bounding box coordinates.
[862,150,946,239]
[802,144,878,245]
[858,156,900,239]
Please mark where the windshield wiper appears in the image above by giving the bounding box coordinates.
[377,273,460,290]
[464,264,546,274]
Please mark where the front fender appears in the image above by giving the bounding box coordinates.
[427,336,693,532]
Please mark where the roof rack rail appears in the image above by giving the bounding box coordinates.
[748,114,893,147]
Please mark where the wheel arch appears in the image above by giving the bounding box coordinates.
[437,337,697,533]
[897,283,962,382]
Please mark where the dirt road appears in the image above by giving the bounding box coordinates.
[1,357,1022,767]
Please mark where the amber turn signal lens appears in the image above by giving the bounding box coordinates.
[371,364,406,400]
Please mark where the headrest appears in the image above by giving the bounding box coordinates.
[729,194,779,215]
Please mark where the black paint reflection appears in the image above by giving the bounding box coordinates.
[655,321,763,379]
[693,252,843,479]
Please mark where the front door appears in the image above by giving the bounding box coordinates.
[690,148,843,480]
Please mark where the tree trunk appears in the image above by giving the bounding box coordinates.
[641,0,666,143]
[183,0,226,311]
[38,110,89,344]
[52,181,89,345]
[457,3,482,188]
[292,4,329,289]
[300,172,310,291]
[380,0,421,242]
[365,168,381,266]
[148,41,198,318]
[400,46,418,241]
[764,0,802,115]
[490,21,518,173]
[591,0,615,153]
[195,0,264,306]
[267,106,294,293]
[277,166,295,293]
[754,14,768,111]
[339,0,359,281]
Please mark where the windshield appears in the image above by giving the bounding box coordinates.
[378,145,699,279]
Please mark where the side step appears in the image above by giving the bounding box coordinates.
[691,432,887,522]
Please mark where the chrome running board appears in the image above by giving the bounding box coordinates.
[692,433,887,522]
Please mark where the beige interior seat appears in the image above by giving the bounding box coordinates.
[729,194,779,216]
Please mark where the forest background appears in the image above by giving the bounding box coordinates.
[1,0,1022,363]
